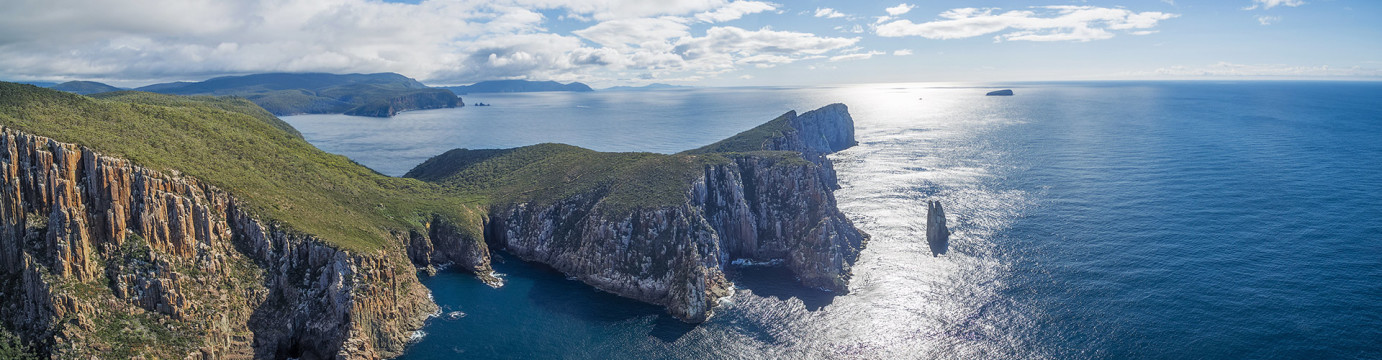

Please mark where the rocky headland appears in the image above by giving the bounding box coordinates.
[0,82,866,357]
[408,103,868,322]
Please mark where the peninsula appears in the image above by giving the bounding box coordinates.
[440,80,593,94]
[134,72,460,117]
[0,82,865,358]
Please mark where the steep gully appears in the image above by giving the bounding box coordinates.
[0,104,864,358]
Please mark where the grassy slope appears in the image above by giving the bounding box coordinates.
[90,91,304,139]
[682,111,795,154]
[136,73,457,116]
[0,82,482,252]
[407,144,723,213]
[406,115,815,213]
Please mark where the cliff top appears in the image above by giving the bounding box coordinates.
[683,103,853,155]
[405,103,839,212]
[407,143,723,213]
[0,82,483,253]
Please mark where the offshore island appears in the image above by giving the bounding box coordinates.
[0,81,865,358]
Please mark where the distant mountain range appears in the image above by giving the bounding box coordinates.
[131,73,459,117]
[11,73,461,117]
[440,80,593,94]
[50,81,125,95]
[601,83,694,91]
[9,75,701,118]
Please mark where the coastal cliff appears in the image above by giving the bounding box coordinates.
[0,83,500,359]
[411,103,868,322]
[0,128,451,358]
[0,82,865,357]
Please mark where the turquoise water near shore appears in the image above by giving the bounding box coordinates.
[284,82,1382,359]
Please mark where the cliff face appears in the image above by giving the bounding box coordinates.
[482,104,867,322]
[0,127,459,359]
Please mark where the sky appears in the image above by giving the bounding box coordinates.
[1,0,1378,88]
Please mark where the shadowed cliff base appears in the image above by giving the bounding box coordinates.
[408,103,869,323]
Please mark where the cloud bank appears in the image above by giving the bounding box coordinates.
[0,0,855,85]
[876,6,1178,42]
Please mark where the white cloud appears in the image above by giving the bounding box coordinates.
[694,1,776,23]
[814,8,847,19]
[675,26,858,61]
[829,51,885,62]
[0,0,866,85]
[1244,0,1305,10]
[886,4,916,16]
[1256,15,1281,25]
[834,25,865,34]
[893,49,913,56]
[1152,62,1382,78]
[875,6,1178,42]
[515,0,727,20]
[573,17,691,48]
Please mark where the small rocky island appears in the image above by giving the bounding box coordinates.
[926,200,950,256]
[987,89,1014,96]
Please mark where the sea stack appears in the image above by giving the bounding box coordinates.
[926,200,950,256]
[986,89,1014,96]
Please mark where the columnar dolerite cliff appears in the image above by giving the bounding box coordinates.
[0,128,450,358]
[0,82,867,357]
[0,83,497,359]
[409,103,868,322]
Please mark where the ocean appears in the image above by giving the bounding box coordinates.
[282,81,1382,359]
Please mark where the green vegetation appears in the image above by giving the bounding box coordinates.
[407,144,725,213]
[682,111,795,154]
[91,91,303,139]
[0,330,37,360]
[0,82,482,252]
[407,142,816,214]
[88,307,201,359]
[133,72,458,117]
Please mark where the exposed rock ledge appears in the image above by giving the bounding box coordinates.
[433,103,869,322]
[0,128,483,359]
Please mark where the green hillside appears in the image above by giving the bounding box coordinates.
[0,82,482,252]
[683,110,795,154]
[90,91,304,139]
[134,73,459,117]
[406,144,718,213]
[407,143,812,214]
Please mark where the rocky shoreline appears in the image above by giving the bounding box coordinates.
[0,102,866,357]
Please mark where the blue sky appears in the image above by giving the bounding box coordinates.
[1,0,1377,87]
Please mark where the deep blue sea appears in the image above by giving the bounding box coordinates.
[283,82,1382,359]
